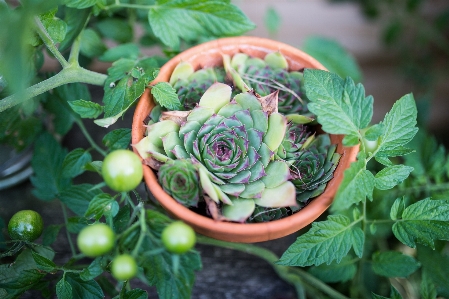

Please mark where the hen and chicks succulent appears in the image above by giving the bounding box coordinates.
[135,51,340,223]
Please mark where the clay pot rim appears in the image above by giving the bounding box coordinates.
[132,36,359,243]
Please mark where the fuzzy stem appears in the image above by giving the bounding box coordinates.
[61,202,77,257]
[74,118,107,157]
[34,16,69,69]
[0,66,107,112]
[197,236,350,299]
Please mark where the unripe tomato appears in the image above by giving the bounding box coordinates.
[8,210,44,242]
[111,254,138,281]
[161,221,196,254]
[102,150,143,192]
[77,223,115,257]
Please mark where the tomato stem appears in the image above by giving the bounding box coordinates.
[61,202,77,257]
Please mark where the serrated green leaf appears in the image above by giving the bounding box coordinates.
[376,94,418,156]
[374,165,414,190]
[30,133,70,201]
[113,204,131,234]
[99,43,140,62]
[392,198,449,248]
[67,217,88,234]
[80,258,104,281]
[84,193,116,220]
[302,37,362,82]
[68,100,104,119]
[56,277,73,299]
[375,147,415,157]
[342,134,360,147]
[31,251,56,272]
[39,9,67,43]
[59,7,90,51]
[418,245,449,297]
[102,128,131,150]
[80,28,107,58]
[420,264,438,299]
[65,272,104,299]
[65,0,98,9]
[277,215,364,267]
[390,197,405,221]
[42,224,62,246]
[62,148,92,178]
[364,124,384,141]
[375,156,393,166]
[59,184,101,216]
[95,18,133,43]
[123,289,148,299]
[142,235,201,299]
[151,82,182,110]
[332,157,374,211]
[308,256,357,283]
[304,69,372,135]
[372,251,420,277]
[148,0,255,48]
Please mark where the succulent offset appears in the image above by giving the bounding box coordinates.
[135,52,341,223]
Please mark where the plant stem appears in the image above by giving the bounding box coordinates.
[0,66,107,112]
[34,16,69,69]
[68,36,82,66]
[197,236,350,299]
[61,202,77,257]
[131,207,147,257]
[74,118,107,156]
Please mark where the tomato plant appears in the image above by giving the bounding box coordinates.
[102,150,143,192]
[111,254,138,281]
[7,210,44,242]
[161,221,196,254]
[77,223,115,257]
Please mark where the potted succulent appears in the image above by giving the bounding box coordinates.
[131,36,359,242]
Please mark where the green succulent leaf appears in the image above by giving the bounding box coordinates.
[277,215,364,267]
[304,69,373,136]
[392,198,449,249]
[148,0,255,49]
[372,251,421,278]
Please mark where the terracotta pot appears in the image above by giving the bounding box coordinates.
[132,36,359,243]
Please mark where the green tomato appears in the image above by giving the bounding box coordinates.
[8,210,44,242]
[77,223,115,257]
[161,221,196,254]
[111,254,138,281]
[102,150,143,192]
[363,137,379,154]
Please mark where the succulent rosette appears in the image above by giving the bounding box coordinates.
[135,82,298,222]
[290,135,341,206]
[276,120,315,161]
[229,52,309,115]
[158,159,200,207]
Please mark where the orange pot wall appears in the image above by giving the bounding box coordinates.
[132,36,359,243]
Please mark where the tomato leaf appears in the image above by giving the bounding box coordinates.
[277,215,364,267]
[80,258,104,281]
[39,9,67,44]
[84,193,117,220]
[65,272,104,299]
[31,251,56,272]
[59,7,90,51]
[56,277,73,299]
[59,184,102,216]
[31,133,70,201]
[80,29,107,58]
[122,289,148,299]
[332,156,375,211]
[62,148,92,178]
[151,82,182,110]
[304,69,373,136]
[95,18,133,43]
[68,100,104,119]
[418,245,449,298]
[148,0,255,49]
[102,128,131,150]
[307,256,357,283]
[99,43,140,62]
[376,94,418,157]
[372,251,420,278]
[392,198,449,249]
[65,0,98,9]
[42,224,63,246]
[374,165,414,190]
